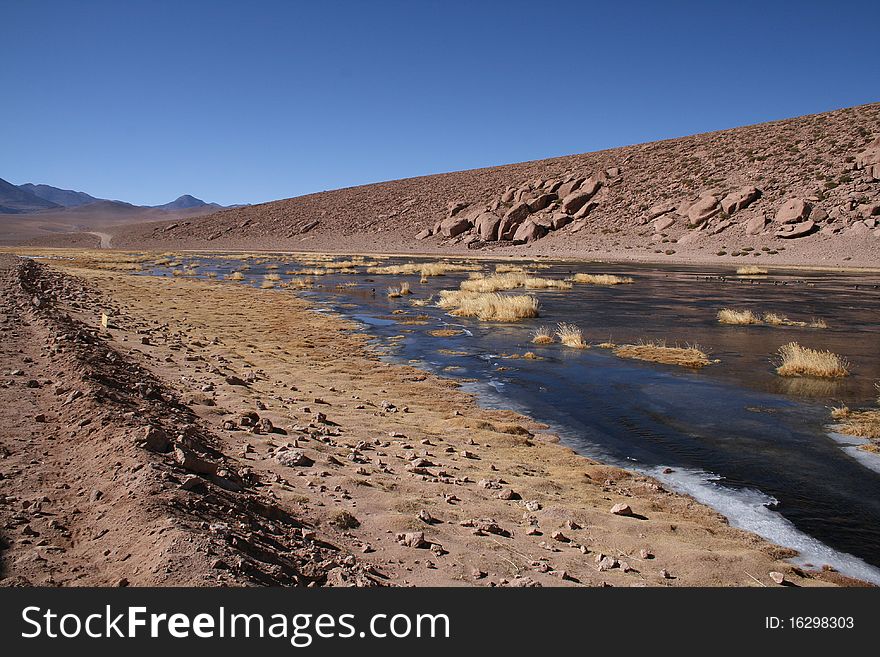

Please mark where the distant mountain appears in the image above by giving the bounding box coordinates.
[152,194,220,211]
[18,183,100,208]
[0,177,60,213]
[1,179,228,215]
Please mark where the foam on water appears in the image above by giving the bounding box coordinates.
[460,378,880,585]
[649,466,880,586]
[828,431,880,476]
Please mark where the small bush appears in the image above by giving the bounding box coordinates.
[555,322,588,348]
[775,342,849,378]
[531,326,554,344]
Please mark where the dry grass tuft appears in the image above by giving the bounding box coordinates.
[461,272,571,292]
[567,273,634,285]
[718,308,761,325]
[736,266,768,275]
[717,309,828,329]
[368,262,480,277]
[227,271,246,281]
[437,290,539,322]
[775,342,849,378]
[260,280,275,289]
[264,273,281,281]
[531,326,555,344]
[614,340,712,368]
[555,322,588,349]
[830,387,880,447]
[387,281,412,298]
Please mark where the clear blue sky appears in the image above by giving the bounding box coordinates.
[2,0,878,206]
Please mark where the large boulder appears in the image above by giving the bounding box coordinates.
[744,215,768,235]
[775,220,816,239]
[498,202,531,240]
[578,176,603,198]
[775,198,811,224]
[447,200,469,217]
[561,191,593,215]
[720,186,761,215]
[683,195,720,226]
[572,200,597,220]
[474,211,502,241]
[439,215,472,238]
[648,203,676,219]
[557,177,585,197]
[855,137,880,169]
[512,219,547,243]
[550,212,573,230]
[500,188,516,203]
[528,193,557,213]
[653,215,675,232]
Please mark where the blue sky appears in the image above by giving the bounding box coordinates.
[2,0,878,206]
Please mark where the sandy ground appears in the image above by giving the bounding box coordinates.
[1,251,866,587]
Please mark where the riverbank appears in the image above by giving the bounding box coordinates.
[1,250,867,586]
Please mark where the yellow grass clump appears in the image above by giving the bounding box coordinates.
[227,271,246,281]
[367,262,480,277]
[763,313,827,329]
[717,308,761,325]
[264,273,281,281]
[460,272,571,293]
[614,340,712,368]
[775,342,849,378]
[411,296,434,307]
[531,326,555,344]
[387,281,412,298]
[717,309,828,329]
[831,405,880,446]
[567,273,634,285]
[555,322,588,348]
[736,266,768,275]
[260,280,275,289]
[437,290,539,322]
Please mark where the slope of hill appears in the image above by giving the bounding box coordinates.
[18,183,100,207]
[0,177,60,213]
[30,103,880,266]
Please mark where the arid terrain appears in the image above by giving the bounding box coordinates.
[17,103,879,268]
[0,251,867,587]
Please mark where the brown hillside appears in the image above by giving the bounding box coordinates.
[65,103,880,265]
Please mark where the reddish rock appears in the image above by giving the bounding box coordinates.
[684,195,720,226]
[474,212,502,241]
[498,202,531,240]
[439,215,472,238]
[775,198,811,224]
[528,193,557,213]
[415,228,433,240]
[775,220,816,239]
[653,216,675,232]
[512,219,547,243]
[720,186,761,214]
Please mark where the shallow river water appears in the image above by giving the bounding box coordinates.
[140,254,880,583]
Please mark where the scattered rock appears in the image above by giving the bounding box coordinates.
[275,450,314,467]
[775,220,816,239]
[775,198,811,224]
[610,503,633,516]
[720,186,761,215]
[397,531,428,548]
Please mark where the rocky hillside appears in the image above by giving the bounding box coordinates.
[84,103,880,265]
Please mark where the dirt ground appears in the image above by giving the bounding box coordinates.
[0,253,865,587]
